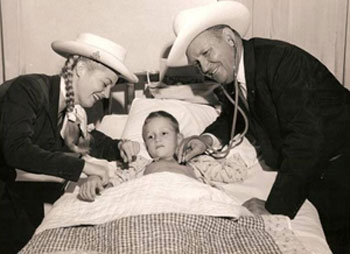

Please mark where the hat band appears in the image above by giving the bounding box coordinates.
[77,33,126,63]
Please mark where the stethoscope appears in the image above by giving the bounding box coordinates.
[147,41,249,160]
[196,41,249,159]
[206,80,249,158]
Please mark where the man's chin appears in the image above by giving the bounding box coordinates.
[213,74,230,84]
[221,77,234,85]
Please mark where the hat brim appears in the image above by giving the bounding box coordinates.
[167,1,250,67]
[52,40,139,83]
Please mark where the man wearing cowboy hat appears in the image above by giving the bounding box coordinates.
[0,33,139,253]
[168,1,350,253]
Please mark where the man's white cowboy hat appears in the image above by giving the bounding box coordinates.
[52,33,138,83]
[167,1,250,67]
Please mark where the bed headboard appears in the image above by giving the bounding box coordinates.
[113,65,207,112]
[86,65,209,124]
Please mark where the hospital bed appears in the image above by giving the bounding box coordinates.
[19,76,332,254]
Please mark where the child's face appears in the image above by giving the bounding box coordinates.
[143,117,182,160]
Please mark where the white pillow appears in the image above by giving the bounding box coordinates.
[96,114,128,139]
[121,98,219,159]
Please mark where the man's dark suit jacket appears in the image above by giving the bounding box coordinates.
[205,38,350,227]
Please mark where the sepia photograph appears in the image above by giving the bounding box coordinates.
[0,0,349,253]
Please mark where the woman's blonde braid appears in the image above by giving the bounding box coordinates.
[60,55,79,113]
[60,55,91,155]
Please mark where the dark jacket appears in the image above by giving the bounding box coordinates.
[205,38,350,220]
[0,74,124,252]
[0,74,122,193]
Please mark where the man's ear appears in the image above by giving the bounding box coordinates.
[222,27,236,47]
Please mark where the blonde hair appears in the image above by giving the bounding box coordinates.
[59,55,103,155]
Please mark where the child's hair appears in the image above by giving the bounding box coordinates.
[142,111,180,139]
[59,55,103,155]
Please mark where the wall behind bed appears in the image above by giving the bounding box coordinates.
[0,0,349,92]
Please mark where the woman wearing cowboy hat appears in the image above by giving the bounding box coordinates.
[0,33,139,253]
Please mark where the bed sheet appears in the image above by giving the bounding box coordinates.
[34,172,250,234]
[17,107,331,253]
[25,166,310,254]
[12,98,331,253]
[217,162,331,254]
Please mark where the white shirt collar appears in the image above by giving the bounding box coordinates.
[236,48,246,85]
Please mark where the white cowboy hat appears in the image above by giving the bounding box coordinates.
[52,33,138,83]
[167,1,250,67]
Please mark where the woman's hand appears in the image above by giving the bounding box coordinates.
[119,140,140,163]
[79,175,104,201]
[82,158,110,185]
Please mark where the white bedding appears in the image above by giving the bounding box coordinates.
[36,171,252,234]
[96,109,332,254]
[31,97,331,253]
[218,163,331,254]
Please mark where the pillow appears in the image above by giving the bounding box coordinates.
[96,114,128,139]
[121,98,219,159]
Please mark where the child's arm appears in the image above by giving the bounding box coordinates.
[189,154,248,184]
[79,175,105,202]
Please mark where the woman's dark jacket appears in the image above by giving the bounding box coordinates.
[0,74,122,196]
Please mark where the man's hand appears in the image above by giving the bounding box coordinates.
[176,135,212,163]
[242,198,271,216]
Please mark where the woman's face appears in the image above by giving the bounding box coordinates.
[143,117,182,160]
[74,63,119,108]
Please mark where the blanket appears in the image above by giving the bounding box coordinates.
[22,172,310,253]
[21,214,308,254]
[35,172,250,234]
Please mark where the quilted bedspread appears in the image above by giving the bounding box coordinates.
[20,172,310,253]
[21,213,309,254]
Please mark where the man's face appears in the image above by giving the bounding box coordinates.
[186,30,235,84]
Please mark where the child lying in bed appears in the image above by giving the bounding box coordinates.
[79,110,248,201]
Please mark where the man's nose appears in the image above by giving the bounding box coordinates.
[198,58,210,74]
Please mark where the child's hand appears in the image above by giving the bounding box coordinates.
[79,175,104,202]
[118,139,140,163]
